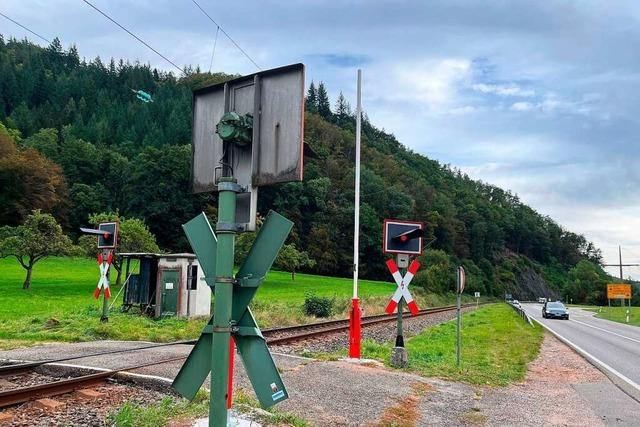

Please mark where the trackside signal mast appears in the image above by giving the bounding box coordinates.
[382,219,424,367]
[174,64,305,426]
[80,222,118,322]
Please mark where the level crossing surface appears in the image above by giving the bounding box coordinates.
[522,303,640,400]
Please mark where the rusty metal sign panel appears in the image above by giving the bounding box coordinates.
[191,63,305,194]
[607,283,632,299]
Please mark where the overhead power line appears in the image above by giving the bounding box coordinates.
[0,11,51,43]
[208,25,220,73]
[80,0,186,75]
[190,0,261,70]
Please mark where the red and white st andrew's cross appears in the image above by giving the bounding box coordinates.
[94,252,113,299]
[385,258,420,315]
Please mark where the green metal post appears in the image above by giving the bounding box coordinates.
[456,293,461,366]
[101,292,109,322]
[210,177,237,427]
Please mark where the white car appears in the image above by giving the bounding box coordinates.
[512,300,521,308]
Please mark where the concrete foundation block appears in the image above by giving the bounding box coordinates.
[390,346,408,368]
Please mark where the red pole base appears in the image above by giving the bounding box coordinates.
[227,337,235,409]
[349,298,362,358]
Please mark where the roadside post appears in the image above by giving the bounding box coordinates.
[349,69,363,359]
[80,222,118,322]
[383,219,424,367]
[474,291,480,308]
[172,64,305,426]
[456,266,465,367]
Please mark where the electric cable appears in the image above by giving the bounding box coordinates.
[190,0,261,70]
[0,11,51,43]
[80,0,186,75]
[208,25,220,73]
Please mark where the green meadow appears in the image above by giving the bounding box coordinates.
[0,257,476,348]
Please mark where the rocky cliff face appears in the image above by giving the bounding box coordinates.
[505,267,559,300]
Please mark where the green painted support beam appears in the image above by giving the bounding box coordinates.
[172,210,293,408]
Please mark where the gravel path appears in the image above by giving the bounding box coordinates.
[474,334,640,426]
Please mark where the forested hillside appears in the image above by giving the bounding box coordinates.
[0,36,610,301]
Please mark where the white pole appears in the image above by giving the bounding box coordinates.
[353,69,362,299]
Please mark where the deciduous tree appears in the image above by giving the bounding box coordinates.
[0,210,72,289]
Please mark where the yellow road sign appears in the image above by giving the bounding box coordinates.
[607,284,632,299]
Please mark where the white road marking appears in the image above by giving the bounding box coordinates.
[531,316,640,402]
[570,318,640,345]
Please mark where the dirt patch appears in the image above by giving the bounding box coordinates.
[369,381,433,427]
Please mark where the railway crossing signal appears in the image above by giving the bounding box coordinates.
[385,258,420,315]
[80,222,118,249]
[179,64,305,426]
[94,252,113,299]
[383,219,424,255]
[382,219,425,366]
[172,211,292,409]
[80,222,118,322]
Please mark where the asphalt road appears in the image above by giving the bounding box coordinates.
[522,303,640,399]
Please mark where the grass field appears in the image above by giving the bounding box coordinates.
[361,303,544,386]
[585,305,640,327]
[0,257,480,348]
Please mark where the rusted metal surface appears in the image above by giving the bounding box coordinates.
[0,356,186,409]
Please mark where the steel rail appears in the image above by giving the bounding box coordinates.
[0,340,197,377]
[261,305,457,334]
[265,303,481,345]
[0,356,186,408]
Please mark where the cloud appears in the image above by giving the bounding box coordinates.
[510,101,534,111]
[394,58,471,106]
[472,83,535,97]
[310,53,371,68]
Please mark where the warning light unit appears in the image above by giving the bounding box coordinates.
[383,219,424,255]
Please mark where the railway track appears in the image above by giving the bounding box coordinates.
[263,303,479,345]
[0,302,480,409]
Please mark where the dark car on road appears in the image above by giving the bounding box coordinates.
[542,301,569,319]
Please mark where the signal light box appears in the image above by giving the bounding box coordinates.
[190,63,305,231]
[97,222,118,249]
[383,219,423,255]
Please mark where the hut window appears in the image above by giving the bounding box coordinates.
[188,265,198,290]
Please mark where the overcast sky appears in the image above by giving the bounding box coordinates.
[3,0,640,278]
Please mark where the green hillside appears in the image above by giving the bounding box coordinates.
[0,36,607,302]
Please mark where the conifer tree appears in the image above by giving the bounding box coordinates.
[335,91,351,118]
[317,82,331,119]
[306,81,318,113]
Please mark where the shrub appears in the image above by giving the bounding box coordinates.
[303,293,334,318]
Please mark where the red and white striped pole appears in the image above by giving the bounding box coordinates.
[349,69,363,359]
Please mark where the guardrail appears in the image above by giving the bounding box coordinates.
[508,303,534,326]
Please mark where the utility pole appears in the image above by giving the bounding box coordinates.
[603,246,638,309]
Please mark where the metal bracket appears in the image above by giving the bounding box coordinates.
[236,275,265,288]
[235,326,264,339]
[215,276,235,284]
[203,323,239,334]
[217,222,244,233]
[217,181,243,193]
